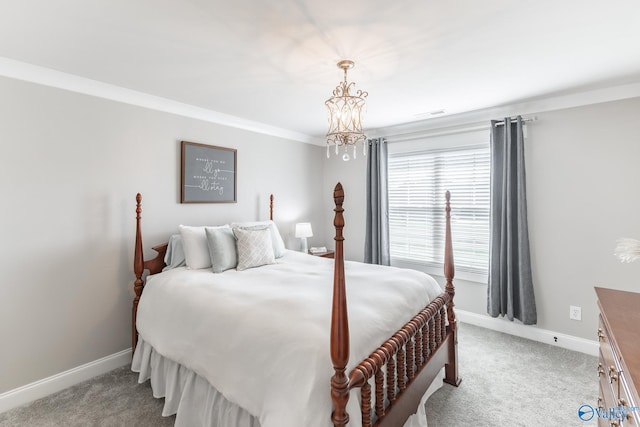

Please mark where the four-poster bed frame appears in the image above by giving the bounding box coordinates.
[132,183,460,426]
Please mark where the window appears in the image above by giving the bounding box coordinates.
[388,143,490,281]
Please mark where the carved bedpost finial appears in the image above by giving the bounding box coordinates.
[134,193,144,279]
[269,194,274,221]
[333,183,345,233]
[134,193,144,283]
[444,191,454,297]
[331,182,350,427]
[136,193,142,218]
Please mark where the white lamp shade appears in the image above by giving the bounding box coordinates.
[295,222,313,238]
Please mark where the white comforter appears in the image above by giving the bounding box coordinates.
[136,250,443,427]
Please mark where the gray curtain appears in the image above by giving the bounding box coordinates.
[364,138,390,265]
[487,117,537,325]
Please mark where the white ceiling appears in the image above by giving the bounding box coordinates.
[2,0,640,140]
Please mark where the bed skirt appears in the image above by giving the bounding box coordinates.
[131,337,260,427]
[131,337,443,427]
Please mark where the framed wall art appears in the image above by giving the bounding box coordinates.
[181,141,237,203]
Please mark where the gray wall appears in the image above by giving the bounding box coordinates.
[323,97,640,341]
[322,153,368,261]
[0,76,324,393]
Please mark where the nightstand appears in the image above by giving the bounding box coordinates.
[310,250,334,259]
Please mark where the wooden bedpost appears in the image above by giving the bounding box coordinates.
[443,191,462,386]
[133,193,145,353]
[330,183,350,427]
[269,194,274,221]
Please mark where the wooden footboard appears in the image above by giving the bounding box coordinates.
[330,184,461,427]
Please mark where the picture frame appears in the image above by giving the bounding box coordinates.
[181,141,237,203]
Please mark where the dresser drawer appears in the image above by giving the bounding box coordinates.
[598,385,609,427]
[600,370,617,406]
[600,317,624,391]
[600,316,622,370]
[619,372,640,427]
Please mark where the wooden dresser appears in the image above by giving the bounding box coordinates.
[595,287,640,427]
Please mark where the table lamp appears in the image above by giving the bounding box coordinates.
[295,222,313,253]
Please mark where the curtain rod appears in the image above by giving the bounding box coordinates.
[385,116,537,144]
[494,116,537,126]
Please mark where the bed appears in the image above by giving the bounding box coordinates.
[131,183,461,427]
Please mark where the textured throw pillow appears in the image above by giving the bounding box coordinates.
[178,225,212,269]
[231,220,286,258]
[205,225,237,273]
[234,227,275,271]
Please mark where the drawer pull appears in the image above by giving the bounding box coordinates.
[598,363,605,377]
[598,327,606,341]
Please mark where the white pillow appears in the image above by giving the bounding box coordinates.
[178,225,222,269]
[231,220,285,258]
[234,227,275,271]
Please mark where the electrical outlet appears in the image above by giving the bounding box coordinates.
[570,305,582,321]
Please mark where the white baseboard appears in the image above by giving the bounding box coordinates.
[0,348,132,414]
[456,309,599,357]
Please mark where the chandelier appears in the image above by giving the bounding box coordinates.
[325,60,368,161]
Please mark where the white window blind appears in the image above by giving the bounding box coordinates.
[388,145,490,278]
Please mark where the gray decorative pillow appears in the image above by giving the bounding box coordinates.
[234,227,275,271]
[231,221,286,258]
[205,225,237,273]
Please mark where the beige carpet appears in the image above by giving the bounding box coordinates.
[426,323,597,426]
[0,323,597,426]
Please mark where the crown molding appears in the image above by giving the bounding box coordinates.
[369,81,640,138]
[3,56,639,145]
[0,56,319,145]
